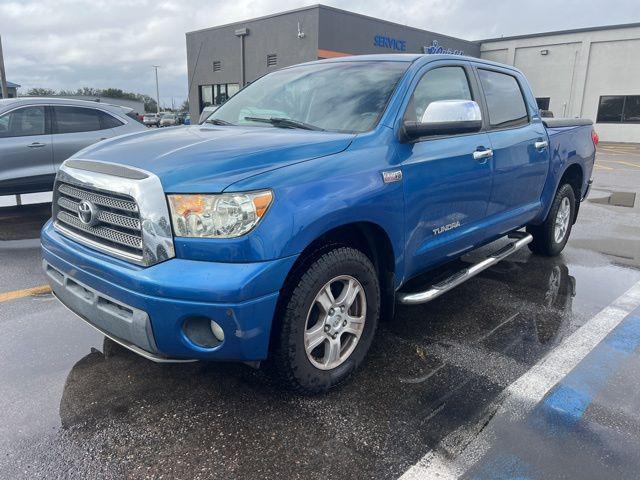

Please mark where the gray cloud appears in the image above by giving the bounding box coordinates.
[1,0,638,107]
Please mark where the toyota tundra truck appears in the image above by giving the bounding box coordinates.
[41,54,597,393]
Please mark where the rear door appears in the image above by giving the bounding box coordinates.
[0,105,54,195]
[397,62,494,278]
[51,106,121,170]
[475,67,550,223]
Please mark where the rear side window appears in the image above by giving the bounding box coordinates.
[100,111,125,128]
[478,69,528,128]
[405,66,473,122]
[53,106,123,133]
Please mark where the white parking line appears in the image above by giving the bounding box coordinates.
[399,279,640,480]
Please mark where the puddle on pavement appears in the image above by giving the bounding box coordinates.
[2,243,640,479]
[0,203,51,241]
[589,191,636,208]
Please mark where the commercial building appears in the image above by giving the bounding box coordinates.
[185,5,478,120]
[0,80,20,99]
[481,23,640,143]
[186,5,640,142]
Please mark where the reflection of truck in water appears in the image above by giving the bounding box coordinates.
[42,54,596,393]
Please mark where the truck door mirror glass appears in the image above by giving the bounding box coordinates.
[401,100,482,141]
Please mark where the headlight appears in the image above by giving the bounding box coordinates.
[167,191,273,238]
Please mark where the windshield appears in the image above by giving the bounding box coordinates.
[209,61,409,133]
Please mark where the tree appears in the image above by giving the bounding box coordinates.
[180,99,189,112]
[26,87,55,96]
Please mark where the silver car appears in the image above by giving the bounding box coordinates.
[159,113,178,127]
[0,98,147,195]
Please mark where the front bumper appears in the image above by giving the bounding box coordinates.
[41,220,297,362]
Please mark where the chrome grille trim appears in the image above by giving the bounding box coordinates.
[52,160,175,267]
[57,197,141,231]
[57,211,143,250]
[58,183,138,213]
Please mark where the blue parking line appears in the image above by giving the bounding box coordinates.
[468,307,640,479]
[535,310,640,430]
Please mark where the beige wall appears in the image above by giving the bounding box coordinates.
[481,26,640,143]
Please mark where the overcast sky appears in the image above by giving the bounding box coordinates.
[1,0,639,107]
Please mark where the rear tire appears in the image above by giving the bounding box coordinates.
[527,183,576,256]
[270,247,380,394]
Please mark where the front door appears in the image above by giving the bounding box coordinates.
[0,105,54,195]
[397,63,494,279]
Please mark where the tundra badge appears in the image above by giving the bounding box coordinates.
[433,221,461,235]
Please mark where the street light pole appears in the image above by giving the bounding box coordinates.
[152,65,161,114]
[0,35,9,99]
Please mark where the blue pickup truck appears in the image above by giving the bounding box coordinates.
[42,54,596,393]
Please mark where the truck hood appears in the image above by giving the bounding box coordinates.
[75,125,355,192]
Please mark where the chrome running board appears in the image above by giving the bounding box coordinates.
[398,231,533,305]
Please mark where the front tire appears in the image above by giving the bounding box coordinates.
[271,247,380,394]
[527,183,576,256]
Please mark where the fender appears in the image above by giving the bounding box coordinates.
[531,124,595,225]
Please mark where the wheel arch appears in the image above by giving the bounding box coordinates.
[558,163,584,223]
[268,221,398,354]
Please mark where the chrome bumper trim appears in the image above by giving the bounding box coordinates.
[53,291,197,364]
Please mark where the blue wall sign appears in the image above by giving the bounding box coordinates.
[424,40,464,56]
[374,35,407,52]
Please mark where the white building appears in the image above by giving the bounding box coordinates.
[481,23,640,143]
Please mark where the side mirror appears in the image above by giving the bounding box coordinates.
[401,100,482,142]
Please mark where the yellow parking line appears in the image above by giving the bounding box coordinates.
[613,160,640,169]
[0,285,51,303]
[595,164,614,170]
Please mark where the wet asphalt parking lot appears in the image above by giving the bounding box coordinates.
[1,143,640,479]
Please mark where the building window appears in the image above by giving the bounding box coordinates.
[597,95,640,123]
[536,97,550,111]
[199,83,240,112]
[212,61,221,72]
[266,54,277,67]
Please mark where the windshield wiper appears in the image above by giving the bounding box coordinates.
[206,118,234,126]
[243,116,324,131]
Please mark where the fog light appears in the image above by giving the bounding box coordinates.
[210,320,225,342]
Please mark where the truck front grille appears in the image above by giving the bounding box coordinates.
[53,181,144,260]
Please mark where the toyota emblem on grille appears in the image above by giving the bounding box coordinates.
[77,200,97,226]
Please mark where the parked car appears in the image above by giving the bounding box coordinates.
[42,55,596,393]
[159,113,178,127]
[198,105,219,124]
[183,114,191,125]
[143,113,160,127]
[0,98,147,195]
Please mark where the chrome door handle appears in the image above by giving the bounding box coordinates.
[27,142,46,148]
[473,148,493,161]
[535,140,548,150]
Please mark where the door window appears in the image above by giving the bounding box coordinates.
[0,106,46,138]
[405,66,472,122]
[53,106,120,133]
[478,69,529,128]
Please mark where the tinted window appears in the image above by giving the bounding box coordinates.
[0,106,46,138]
[54,106,111,133]
[99,111,124,128]
[536,97,550,111]
[597,96,624,123]
[624,96,640,123]
[478,69,528,127]
[210,61,409,133]
[405,66,472,122]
